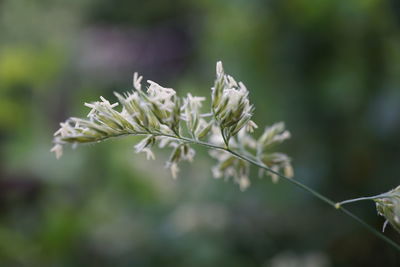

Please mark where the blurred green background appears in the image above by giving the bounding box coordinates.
[1,0,400,266]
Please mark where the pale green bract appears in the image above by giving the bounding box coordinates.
[51,61,293,190]
[375,186,400,233]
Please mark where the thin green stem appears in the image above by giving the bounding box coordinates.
[337,194,389,206]
[220,127,229,148]
[79,131,400,251]
[168,135,400,252]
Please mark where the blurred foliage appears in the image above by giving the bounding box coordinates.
[1,0,400,266]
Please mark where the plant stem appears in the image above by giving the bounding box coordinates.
[170,135,400,252]
[220,128,229,148]
[337,194,389,206]
[96,131,400,251]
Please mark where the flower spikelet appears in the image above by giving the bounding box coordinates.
[211,61,256,146]
[374,186,400,233]
[51,61,293,189]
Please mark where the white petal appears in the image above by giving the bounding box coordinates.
[216,61,224,76]
[142,148,155,160]
[50,144,63,159]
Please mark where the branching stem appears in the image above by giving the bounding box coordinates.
[166,133,400,251]
[337,194,390,206]
[83,131,400,251]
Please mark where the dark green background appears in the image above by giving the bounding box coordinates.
[1,0,400,266]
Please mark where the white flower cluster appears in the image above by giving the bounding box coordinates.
[208,121,293,190]
[375,186,400,233]
[211,62,257,146]
[52,61,293,189]
[209,128,253,191]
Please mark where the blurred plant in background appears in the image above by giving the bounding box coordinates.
[1,0,400,266]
